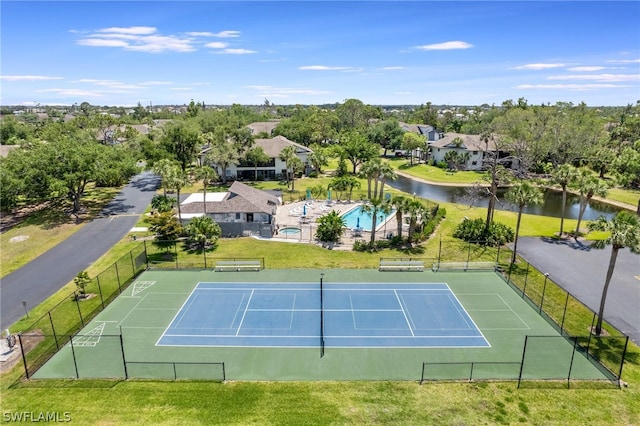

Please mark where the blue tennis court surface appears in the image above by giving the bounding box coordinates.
[157,282,489,348]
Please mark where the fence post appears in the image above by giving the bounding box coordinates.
[466,242,472,269]
[437,239,442,267]
[522,263,530,296]
[566,337,579,389]
[48,312,59,350]
[75,293,85,327]
[96,278,105,309]
[119,327,128,379]
[175,242,179,269]
[143,240,149,269]
[617,336,629,385]
[560,293,570,334]
[18,334,29,379]
[115,263,122,293]
[539,273,549,314]
[203,250,207,269]
[130,250,135,275]
[69,335,79,379]
[517,336,528,389]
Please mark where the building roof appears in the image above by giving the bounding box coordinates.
[399,122,434,135]
[429,133,497,151]
[254,135,313,158]
[180,181,280,215]
[247,121,281,136]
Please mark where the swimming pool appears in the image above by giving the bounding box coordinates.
[341,205,395,232]
[279,227,302,235]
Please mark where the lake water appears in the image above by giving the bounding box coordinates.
[388,174,621,220]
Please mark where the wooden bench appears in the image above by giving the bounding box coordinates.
[214,260,262,272]
[432,261,497,272]
[379,260,424,272]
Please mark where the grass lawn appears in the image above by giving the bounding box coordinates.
[2,175,639,425]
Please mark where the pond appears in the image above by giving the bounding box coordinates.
[388,174,622,220]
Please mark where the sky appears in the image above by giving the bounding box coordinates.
[1,1,639,107]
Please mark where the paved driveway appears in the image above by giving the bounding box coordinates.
[514,237,640,345]
[0,171,160,330]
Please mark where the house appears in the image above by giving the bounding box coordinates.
[206,135,313,181]
[179,181,281,237]
[398,122,443,142]
[428,133,497,171]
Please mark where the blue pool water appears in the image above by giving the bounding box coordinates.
[280,227,301,235]
[341,205,395,232]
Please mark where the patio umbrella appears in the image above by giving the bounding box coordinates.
[327,190,331,201]
[306,188,311,200]
[356,217,360,228]
[303,204,307,216]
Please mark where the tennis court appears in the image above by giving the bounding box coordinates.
[32,269,615,382]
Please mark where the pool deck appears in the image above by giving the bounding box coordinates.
[265,200,400,249]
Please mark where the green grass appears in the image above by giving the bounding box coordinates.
[384,158,489,185]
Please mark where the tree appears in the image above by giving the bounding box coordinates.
[74,271,92,297]
[550,164,578,237]
[611,145,640,189]
[153,158,181,196]
[573,169,609,239]
[315,210,346,243]
[504,181,544,264]
[279,145,298,188]
[185,216,221,250]
[405,199,428,244]
[361,198,385,245]
[193,165,218,214]
[329,175,360,201]
[377,162,397,199]
[148,211,183,252]
[401,132,425,166]
[336,130,379,174]
[205,134,241,184]
[161,120,200,171]
[368,118,404,156]
[587,212,640,335]
[359,158,382,199]
[391,195,409,239]
[165,166,190,223]
[308,144,329,174]
[480,130,511,233]
[244,146,269,181]
[151,194,177,213]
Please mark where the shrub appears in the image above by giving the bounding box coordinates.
[453,218,514,247]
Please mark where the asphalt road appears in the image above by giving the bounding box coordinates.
[514,236,640,345]
[0,171,160,331]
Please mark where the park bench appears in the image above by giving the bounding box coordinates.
[214,260,262,272]
[379,260,424,272]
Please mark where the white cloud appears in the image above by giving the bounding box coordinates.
[205,42,229,49]
[217,48,257,55]
[517,83,626,90]
[245,85,331,97]
[511,63,565,70]
[547,73,639,82]
[139,81,173,86]
[0,75,63,81]
[97,26,157,35]
[606,58,640,64]
[77,39,129,48]
[382,66,405,70]
[213,30,241,38]
[187,32,216,37]
[415,41,473,51]
[36,88,107,98]
[565,66,606,72]
[170,87,193,91]
[299,65,354,71]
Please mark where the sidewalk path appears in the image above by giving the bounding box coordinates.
[0,171,160,330]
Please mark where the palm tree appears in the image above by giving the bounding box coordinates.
[185,216,222,250]
[505,181,544,264]
[361,197,384,245]
[587,212,640,335]
[359,158,382,199]
[166,165,189,223]
[193,165,218,215]
[573,169,609,240]
[153,158,179,196]
[405,199,427,244]
[279,146,298,188]
[550,164,578,238]
[377,163,397,199]
[391,195,408,239]
[244,146,269,181]
[315,210,347,243]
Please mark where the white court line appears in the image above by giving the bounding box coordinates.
[154,285,201,346]
[118,293,151,327]
[235,289,254,336]
[394,290,415,337]
[442,284,490,345]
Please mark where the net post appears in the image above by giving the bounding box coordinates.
[420,362,426,385]
[222,362,226,381]
[320,272,325,358]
